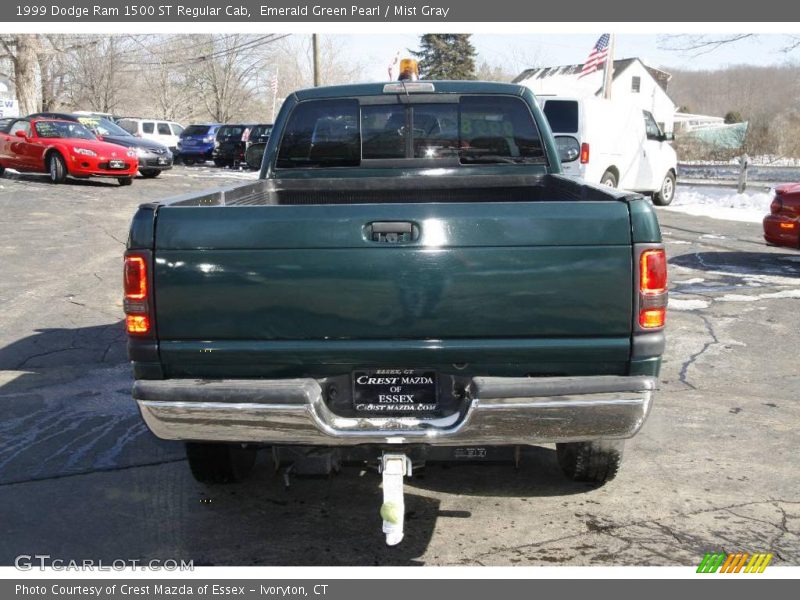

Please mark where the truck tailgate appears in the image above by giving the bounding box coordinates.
[151,199,634,376]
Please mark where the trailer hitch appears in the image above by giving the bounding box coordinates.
[379,453,412,546]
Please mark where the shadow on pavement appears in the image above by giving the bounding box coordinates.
[0,321,126,395]
[669,251,800,278]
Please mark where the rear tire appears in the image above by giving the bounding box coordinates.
[48,153,67,184]
[185,442,257,484]
[139,169,161,178]
[653,171,676,206]
[600,170,618,188]
[556,440,624,486]
[117,177,133,186]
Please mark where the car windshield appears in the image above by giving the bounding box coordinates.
[76,117,132,138]
[34,121,96,141]
[277,96,545,168]
[250,125,272,139]
[183,125,211,137]
[217,125,247,139]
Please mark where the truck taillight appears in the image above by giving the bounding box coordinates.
[639,248,667,329]
[124,255,147,300]
[124,253,151,335]
[580,143,590,164]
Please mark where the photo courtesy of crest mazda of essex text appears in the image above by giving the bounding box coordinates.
[0,30,798,568]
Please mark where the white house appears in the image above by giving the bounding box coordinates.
[514,58,676,133]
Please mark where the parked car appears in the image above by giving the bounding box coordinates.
[211,124,255,167]
[538,96,678,205]
[0,118,138,185]
[126,80,666,545]
[764,183,800,248]
[117,118,184,153]
[29,112,173,178]
[244,123,273,169]
[176,123,221,165]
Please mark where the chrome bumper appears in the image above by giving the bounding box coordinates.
[134,375,656,446]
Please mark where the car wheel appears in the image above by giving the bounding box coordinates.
[48,153,68,184]
[556,440,624,486]
[600,170,618,188]
[139,169,160,178]
[185,442,257,484]
[653,171,676,206]
[213,158,227,168]
[117,177,133,186]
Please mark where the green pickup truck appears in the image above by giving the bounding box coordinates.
[125,81,666,542]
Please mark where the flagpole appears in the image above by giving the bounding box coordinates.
[271,68,279,122]
[602,34,615,100]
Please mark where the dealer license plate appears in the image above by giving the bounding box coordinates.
[352,369,438,413]
[108,159,126,169]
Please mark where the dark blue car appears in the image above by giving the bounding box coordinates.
[177,124,222,165]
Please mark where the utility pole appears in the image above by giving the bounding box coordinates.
[312,33,320,87]
[602,34,615,100]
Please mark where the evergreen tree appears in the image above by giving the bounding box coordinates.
[409,34,477,80]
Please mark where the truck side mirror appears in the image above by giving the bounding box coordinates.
[555,135,580,163]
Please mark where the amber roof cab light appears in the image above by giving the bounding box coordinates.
[639,248,667,329]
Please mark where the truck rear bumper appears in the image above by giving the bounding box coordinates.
[134,375,656,446]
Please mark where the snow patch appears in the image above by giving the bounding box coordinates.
[669,298,710,310]
[719,289,800,302]
[661,186,773,224]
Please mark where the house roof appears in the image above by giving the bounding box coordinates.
[513,58,672,94]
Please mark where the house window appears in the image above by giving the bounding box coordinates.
[631,76,641,93]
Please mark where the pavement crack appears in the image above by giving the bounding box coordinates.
[678,314,719,389]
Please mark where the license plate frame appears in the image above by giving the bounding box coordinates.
[108,159,126,169]
[352,369,438,414]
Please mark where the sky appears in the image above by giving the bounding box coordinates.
[334,34,799,81]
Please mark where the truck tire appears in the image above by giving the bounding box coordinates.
[48,153,68,184]
[600,170,617,188]
[556,440,624,485]
[653,171,676,206]
[185,442,257,484]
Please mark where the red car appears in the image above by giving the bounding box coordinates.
[764,183,800,248]
[0,118,138,185]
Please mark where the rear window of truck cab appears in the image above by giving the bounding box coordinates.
[276,96,545,168]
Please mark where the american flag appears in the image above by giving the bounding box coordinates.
[270,72,279,95]
[579,34,610,78]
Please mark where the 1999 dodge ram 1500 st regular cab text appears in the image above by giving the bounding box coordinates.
[125,80,667,545]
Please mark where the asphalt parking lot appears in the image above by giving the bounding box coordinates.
[0,166,798,567]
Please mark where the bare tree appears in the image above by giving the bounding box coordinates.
[0,35,41,115]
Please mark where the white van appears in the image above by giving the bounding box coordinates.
[539,96,678,205]
[117,118,184,154]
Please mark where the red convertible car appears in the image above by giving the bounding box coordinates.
[764,183,800,249]
[0,118,138,185]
